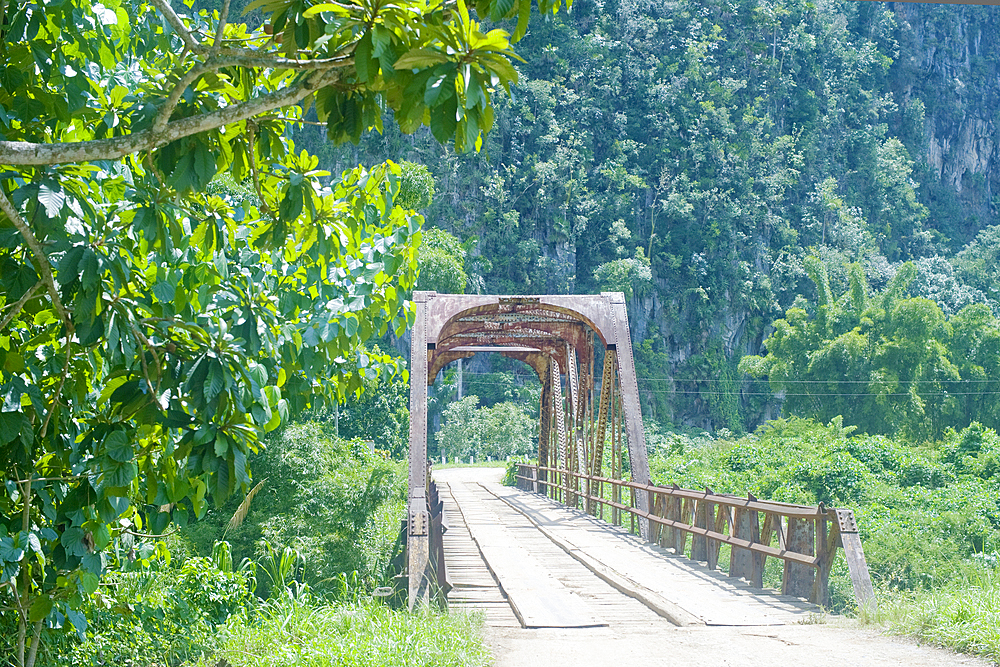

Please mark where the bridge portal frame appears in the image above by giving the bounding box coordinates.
[405,291,651,607]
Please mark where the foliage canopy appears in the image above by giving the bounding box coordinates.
[741,258,1000,439]
[0,0,557,659]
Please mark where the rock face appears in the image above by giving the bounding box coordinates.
[892,3,1000,242]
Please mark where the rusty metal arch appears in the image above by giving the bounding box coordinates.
[406,292,652,607]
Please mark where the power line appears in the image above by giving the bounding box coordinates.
[641,389,1000,396]
[459,370,1000,385]
[637,377,1000,384]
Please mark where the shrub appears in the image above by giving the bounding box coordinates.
[38,550,255,667]
[183,422,406,596]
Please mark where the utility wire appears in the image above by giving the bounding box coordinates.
[460,370,1000,385]
[640,389,1000,396]
[636,377,1000,384]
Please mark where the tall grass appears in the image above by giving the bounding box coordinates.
[207,599,490,667]
[867,568,1000,662]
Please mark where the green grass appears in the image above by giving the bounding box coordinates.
[865,570,1000,662]
[203,599,490,667]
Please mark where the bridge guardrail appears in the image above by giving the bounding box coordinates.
[426,467,451,606]
[514,463,875,610]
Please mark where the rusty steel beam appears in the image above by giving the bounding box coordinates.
[431,336,572,375]
[607,293,652,539]
[407,293,431,608]
[592,350,616,478]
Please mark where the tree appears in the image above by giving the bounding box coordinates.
[739,258,990,440]
[436,395,480,460]
[415,227,468,293]
[435,395,534,461]
[0,0,559,660]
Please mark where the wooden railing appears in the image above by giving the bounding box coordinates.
[425,472,451,606]
[515,463,876,609]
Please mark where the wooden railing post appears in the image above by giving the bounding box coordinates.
[813,514,836,606]
[691,491,713,562]
[782,517,815,598]
[708,503,727,570]
[730,500,761,585]
[834,509,877,612]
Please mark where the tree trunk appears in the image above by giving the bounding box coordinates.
[25,621,42,667]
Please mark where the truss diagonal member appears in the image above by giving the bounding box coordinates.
[537,356,553,493]
[592,349,616,478]
[552,358,567,476]
[566,344,587,486]
[567,344,580,425]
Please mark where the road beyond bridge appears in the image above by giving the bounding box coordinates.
[438,467,988,667]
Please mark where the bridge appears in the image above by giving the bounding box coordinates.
[401,292,881,638]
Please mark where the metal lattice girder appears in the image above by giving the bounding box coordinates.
[552,358,567,477]
[593,349,616,477]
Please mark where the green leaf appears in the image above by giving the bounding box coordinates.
[98,376,129,406]
[65,607,87,639]
[430,95,459,144]
[29,596,53,623]
[0,412,20,444]
[234,446,249,485]
[215,459,231,500]
[106,462,137,488]
[302,2,353,17]
[59,527,87,558]
[355,32,375,83]
[153,281,175,303]
[193,143,218,188]
[205,363,224,401]
[513,0,531,42]
[37,183,65,218]
[490,0,516,21]
[214,434,229,458]
[79,248,100,291]
[424,72,455,106]
[57,246,85,286]
[79,571,100,595]
[394,49,449,70]
[104,429,133,463]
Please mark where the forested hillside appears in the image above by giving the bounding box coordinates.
[298,0,1000,434]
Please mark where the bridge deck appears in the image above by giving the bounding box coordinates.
[435,467,990,667]
[437,467,818,628]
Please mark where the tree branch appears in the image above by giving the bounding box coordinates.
[0,190,73,330]
[0,280,42,331]
[148,0,201,51]
[40,334,72,438]
[210,50,354,69]
[129,322,163,408]
[24,621,41,667]
[213,0,232,52]
[153,63,215,137]
[0,69,342,166]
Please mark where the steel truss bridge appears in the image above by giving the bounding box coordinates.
[402,292,875,624]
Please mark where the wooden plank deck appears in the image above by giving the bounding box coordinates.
[436,467,822,629]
